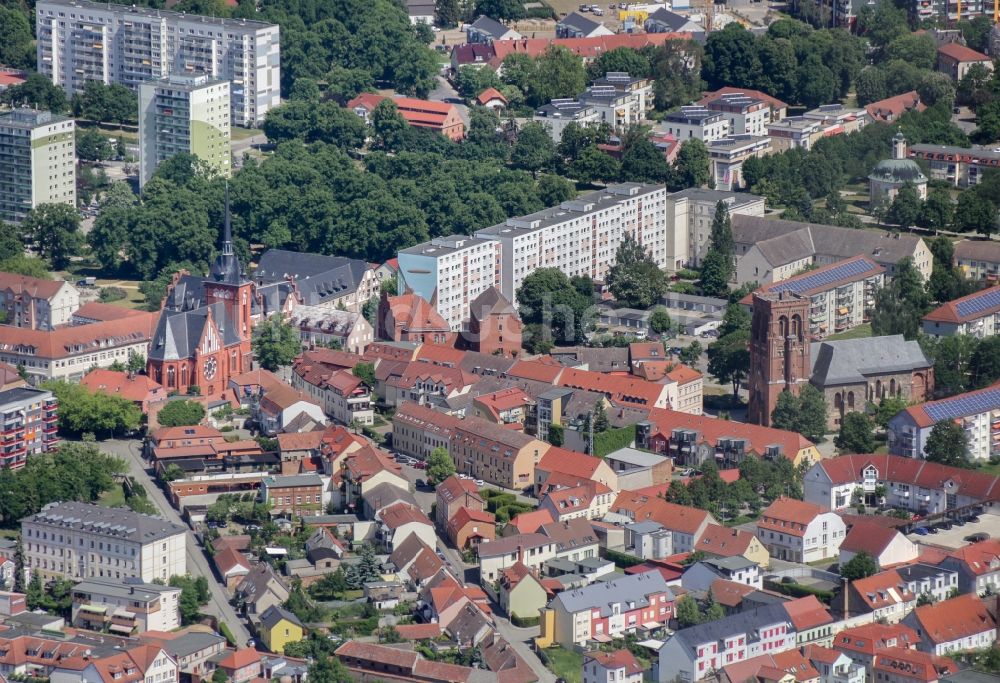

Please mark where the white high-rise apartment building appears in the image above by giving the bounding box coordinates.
[139,73,230,187]
[663,188,766,270]
[21,501,187,584]
[35,0,279,126]
[0,108,75,224]
[475,183,668,304]
[397,235,501,331]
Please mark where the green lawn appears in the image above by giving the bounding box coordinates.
[98,484,126,508]
[544,647,583,683]
[232,126,260,141]
[826,323,873,341]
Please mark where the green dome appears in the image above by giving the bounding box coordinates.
[868,159,927,185]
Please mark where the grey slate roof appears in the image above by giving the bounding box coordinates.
[149,296,243,362]
[73,578,180,604]
[254,249,371,306]
[810,335,931,387]
[605,447,668,469]
[470,287,516,320]
[559,11,603,35]
[732,215,927,270]
[163,631,227,659]
[469,15,512,39]
[664,602,791,651]
[551,570,673,618]
[25,501,185,544]
[260,604,304,630]
[645,7,696,31]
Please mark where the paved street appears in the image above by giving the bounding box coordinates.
[102,438,253,647]
[429,75,470,127]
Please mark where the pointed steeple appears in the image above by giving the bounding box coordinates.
[209,181,244,284]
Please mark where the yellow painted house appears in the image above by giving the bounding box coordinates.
[259,605,304,654]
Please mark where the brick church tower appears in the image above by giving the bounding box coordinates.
[748,291,811,426]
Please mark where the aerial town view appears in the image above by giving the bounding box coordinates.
[7,0,1000,680]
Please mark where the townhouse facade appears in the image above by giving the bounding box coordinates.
[450,416,550,491]
[657,603,797,682]
[0,273,79,330]
[291,353,374,427]
[540,571,675,647]
[391,401,462,460]
[71,578,182,633]
[939,539,1000,595]
[756,498,846,563]
[22,501,187,583]
[903,594,997,655]
[260,474,324,517]
[804,454,1000,514]
[909,144,1000,188]
[704,93,772,136]
[35,0,280,126]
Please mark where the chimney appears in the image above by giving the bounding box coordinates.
[518,544,525,565]
[842,577,850,618]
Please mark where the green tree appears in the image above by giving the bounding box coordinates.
[263,100,367,148]
[212,668,230,683]
[771,390,801,434]
[924,419,970,467]
[158,400,206,427]
[884,33,937,70]
[873,395,909,429]
[672,139,710,189]
[707,329,750,398]
[169,575,211,624]
[326,66,375,102]
[871,257,931,339]
[675,595,701,627]
[953,190,997,236]
[73,81,139,125]
[516,268,594,346]
[700,202,735,297]
[606,233,669,309]
[352,362,376,388]
[886,183,922,230]
[547,423,565,446]
[511,122,556,177]
[570,146,621,184]
[703,591,725,622]
[0,6,34,69]
[1,73,69,113]
[76,127,114,162]
[679,341,702,364]
[26,573,44,610]
[474,0,524,20]
[918,188,955,232]
[0,256,51,279]
[370,100,409,152]
[969,336,1000,388]
[649,308,673,335]
[21,203,83,270]
[42,380,143,438]
[427,447,456,484]
[835,412,877,454]
[620,131,670,183]
[592,401,610,433]
[253,316,301,371]
[435,0,460,26]
[840,551,879,581]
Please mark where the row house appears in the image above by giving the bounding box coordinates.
[940,539,1000,595]
[873,649,956,683]
[903,594,997,656]
[895,564,960,605]
[657,603,797,682]
[291,351,374,426]
[908,143,1000,188]
[391,401,462,461]
[539,571,675,647]
[584,650,644,683]
[260,475,325,518]
[803,454,1000,514]
[377,502,436,553]
[538,480,615,522]
[610,490,717,553]
[449,415,550,491]
[478,533,557,583]
[535,447,618,495]
[384,362,476,410]
[0,273,79,330]
[833,623,920,680]
[845,570,917,623]
[435,474,487,530]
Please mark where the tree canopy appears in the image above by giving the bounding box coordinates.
[42,380,142,438]
[158,400,206,427]
[253,316,302,371]
[924,419,970,468]
[605,233,668,309]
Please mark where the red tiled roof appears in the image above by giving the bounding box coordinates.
[214,546,251,576]
[336,640,419,669]
[557,367,666,408]
[865,91,925,121]
[394,623,442,640]
[924,285,1000,324]
[814,454,1000,500]
[834,623,919,656]
[218,648,262,671]
[73,301,151,322]
[873,648,956,683]
[477,87,508,105]
[850,569,916,610]
[695,524,756,557]
[507,508,555,534]
[380,502,432,530]
[911,593,996,645]
[276,431,324,453]
[610,491,712,535]
[782,595,833,631]
[537,447,606,480]
[475,387,530,420]
[771,649,822,683]
[0,311,156,360]
[347,94,460,130]
[946,538,1000,575]
[645,407,814,461]
[438,474,482,504]
[840,521,905,559]
[583,650,643,675]
[710,578,755,607]
[81,369,163,403]
[0,272,66,299]
[384,293,452,333]
[938,42,991,62]
[758,497,829,537]
[507,359,563,383]
[449,506,496,536]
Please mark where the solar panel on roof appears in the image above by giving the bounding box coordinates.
[954,288,1000,319]
[923,387,1000,422]
[770,258,876,295]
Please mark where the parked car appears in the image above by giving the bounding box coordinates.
[928,526,939,534]
[938,521,953,530]
[914,526,929,536]
[965,532,990,543]
[592,8,604,14]
[579,3,590,9]
[413,460,427,470]
[474,479,485,487]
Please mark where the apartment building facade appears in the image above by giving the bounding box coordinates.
[0,387,59,470]
[396,235,502,331]
[260,474,324,517]
[908,143,1000,188]
[21,501,187,583]
[35,0,280,126]
[139,73,231,187]
[888,385,1000,462]
[0,108,75,224]
[704,93,771,136]
[742,257,885,339]
[449,416,550,491]
[0,273,80,330]
[474,183,668,303]
[71,577,182,633]
[707,134,772,191]
[954,240,1000,281]
[534,99,601,141]
[660,106,730,142]
[756,497,846,563]
[922,285,1000,338]
[664,188,766,270]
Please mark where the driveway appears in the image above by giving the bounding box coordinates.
[429,75,470,127]
[101,438,254,647]
[493,615,556,683]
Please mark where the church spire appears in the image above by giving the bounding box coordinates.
[209,181,244,284]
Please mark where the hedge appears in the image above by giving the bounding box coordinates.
[512,614,540,627]
[763,579,834,604]
[219,622,236,646]
[593,425,635,457]
[604,548,643,568]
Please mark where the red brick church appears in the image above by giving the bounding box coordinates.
[147,197,254,397]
